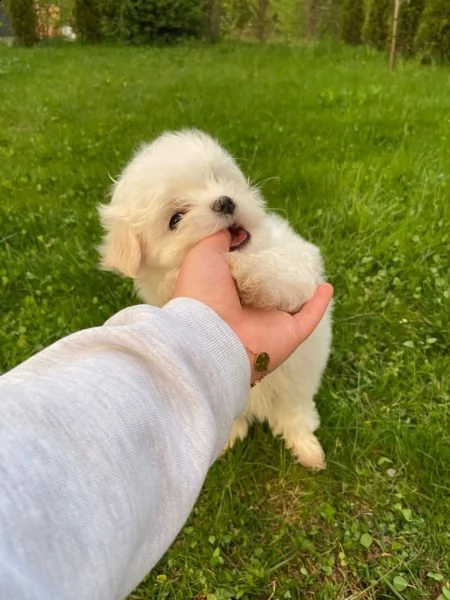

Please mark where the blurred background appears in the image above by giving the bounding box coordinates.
[1,0,449,65]
[1,1,449,599]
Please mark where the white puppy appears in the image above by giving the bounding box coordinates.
[99,129,331,470]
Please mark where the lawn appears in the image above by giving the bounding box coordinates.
[0,41,449,599]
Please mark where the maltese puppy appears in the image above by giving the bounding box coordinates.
[99,130,331,470]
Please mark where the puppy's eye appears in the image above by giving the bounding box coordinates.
[169,213,184,231]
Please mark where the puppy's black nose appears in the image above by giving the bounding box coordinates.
[213,196,235,215]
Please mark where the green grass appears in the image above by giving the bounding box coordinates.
[1,41,449,599]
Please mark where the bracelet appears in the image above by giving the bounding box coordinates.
[247,349,270,388]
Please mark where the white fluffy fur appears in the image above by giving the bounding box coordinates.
[99,129,332,470]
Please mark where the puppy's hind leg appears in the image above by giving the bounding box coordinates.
[223,414,250,453]
[285,426,326,471]
[272,410,325,471]
[264,376,326,471]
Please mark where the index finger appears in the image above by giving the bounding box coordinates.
[188,229,231,256]
[173,229,235,301]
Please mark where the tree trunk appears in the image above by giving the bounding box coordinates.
[205,0,221,43]
[306,0,319,40]
[390,0,402,69]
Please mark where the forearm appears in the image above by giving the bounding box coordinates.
[0,299,250,600]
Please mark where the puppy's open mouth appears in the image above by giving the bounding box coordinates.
[229,226,250,251]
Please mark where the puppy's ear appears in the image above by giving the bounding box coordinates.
[98,205,143,278]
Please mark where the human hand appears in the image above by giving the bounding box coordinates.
[173,231,333,384]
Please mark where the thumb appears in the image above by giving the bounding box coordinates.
[291,283,334,342]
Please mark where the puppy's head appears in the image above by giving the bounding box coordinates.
[99,129,266,302]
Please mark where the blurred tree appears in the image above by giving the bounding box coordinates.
[397,0,425,56]
[342,0,364,44]
[415,0,450,62]
[97,0,121,40]
[305,0,319,40]
[118,0,203,43]
[221,0,252,37]
[363,0,390,50]
[5,0,39,45]
[253,0,271,41]
[320,0,344,39]
[74,0,102,41]
[271,0,304,39]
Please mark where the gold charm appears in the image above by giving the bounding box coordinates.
[255,352,270,373]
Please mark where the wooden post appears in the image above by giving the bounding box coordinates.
[390,0,403,70]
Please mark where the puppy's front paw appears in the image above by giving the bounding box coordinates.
[271,292,313,314]
[226,252,316,312]
[286,432,326,471]
[225,252,266,307]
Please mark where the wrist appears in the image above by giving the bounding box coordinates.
[243,346,271,386]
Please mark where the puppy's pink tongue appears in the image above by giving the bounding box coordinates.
[229,227,250,250]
